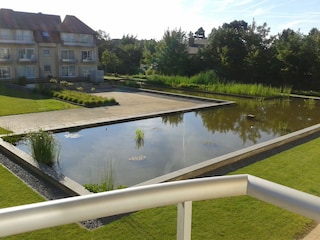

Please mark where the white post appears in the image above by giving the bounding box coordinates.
[177,201,192,240]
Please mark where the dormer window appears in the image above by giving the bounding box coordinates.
[41,31,49,38]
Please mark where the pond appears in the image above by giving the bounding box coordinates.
[17,95,320,187]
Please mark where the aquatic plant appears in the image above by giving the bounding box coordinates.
[135,129,144,149]
[83,160,125,192]
[304,98,316,110]
[27,129,60,166]
[146,71,291,97]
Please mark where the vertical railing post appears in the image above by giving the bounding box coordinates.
[177,201,192,240]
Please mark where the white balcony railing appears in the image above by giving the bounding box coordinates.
[1,174,320,239]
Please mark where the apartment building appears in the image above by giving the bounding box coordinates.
[0,9,98,81]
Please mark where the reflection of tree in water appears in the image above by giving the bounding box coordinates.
[198,106,264,144]
[161,113,184,127]
[197,98,318,145]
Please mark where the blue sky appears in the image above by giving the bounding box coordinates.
[2,0,320,40]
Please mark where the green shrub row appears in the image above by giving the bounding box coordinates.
[52,90,117,107]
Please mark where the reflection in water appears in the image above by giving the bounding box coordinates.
[16,97,320,187]
[64,132,81,139]
[194,97,317,144]
[162,114,184,126]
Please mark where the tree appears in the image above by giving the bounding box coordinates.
[243,21,275,84]
[204,20,249,82]
[96,30,116,71]
[141,39,158,73]
[274,29,309,88]
[154,28,189,75]
[101,49,120,74]
[203,20,276,84]
[305,28,320,90]
[116,35,143,74]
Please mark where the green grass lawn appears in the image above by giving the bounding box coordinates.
[0,84,80,117]
[1,137,319,239]
[0,127,12,135]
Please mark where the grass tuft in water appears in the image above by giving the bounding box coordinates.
[135,128,145,149]
[26,129,60,167]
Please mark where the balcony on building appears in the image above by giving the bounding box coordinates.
[61,58,77,63]
[0,55,12,63]
[18,55,37,62]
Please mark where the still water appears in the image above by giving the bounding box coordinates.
[17,96,320,187]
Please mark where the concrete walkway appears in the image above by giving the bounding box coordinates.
[0,89,231,134]
[303,224,320,240]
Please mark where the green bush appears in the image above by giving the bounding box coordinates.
[26,129,60,166]
[51,90,118,107]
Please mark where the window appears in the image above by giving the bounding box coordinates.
[61,50,75,61]
[44,65,51,72]
[18,48,35,60]
[43,49,50,56]
[16,30,33,41]
[0,67,10,79]
[80,66,95,77]
[17,66,35,78]
[41,31,49,38]
[26,66,35,78]
[61,33,76,43]
[61,66,76,77]
[0,48,10,59]
[0,29,10,40]
[81,50,93,61]
[80,34,93,44]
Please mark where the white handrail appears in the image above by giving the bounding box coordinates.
[0,174,320,238]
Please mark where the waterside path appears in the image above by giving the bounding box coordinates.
[0,89,233,134]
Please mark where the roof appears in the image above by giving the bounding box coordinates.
[0,9,96,43]
[0,8,61,31]
[61,15,96,35]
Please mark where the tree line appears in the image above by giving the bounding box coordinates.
[98,20,320,91]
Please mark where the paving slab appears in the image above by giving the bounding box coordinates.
[0,89,232,134]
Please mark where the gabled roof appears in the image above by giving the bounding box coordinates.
[0,8,61,31]
[0,9,96,43]
[61,15,96,35]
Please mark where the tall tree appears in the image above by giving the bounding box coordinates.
[141,39,158,69]
[305,28,320,90]
[204,20,249,82]
[154,28,189,75]
[101,49,120,74]
[116,35,143,74]
[274,29,309,88]
[243,21,275,84]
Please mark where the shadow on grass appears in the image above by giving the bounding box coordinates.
[0,83,51,100]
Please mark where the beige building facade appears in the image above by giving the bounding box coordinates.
[0,9,98,81]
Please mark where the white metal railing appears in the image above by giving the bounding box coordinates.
[1,174,320,238]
